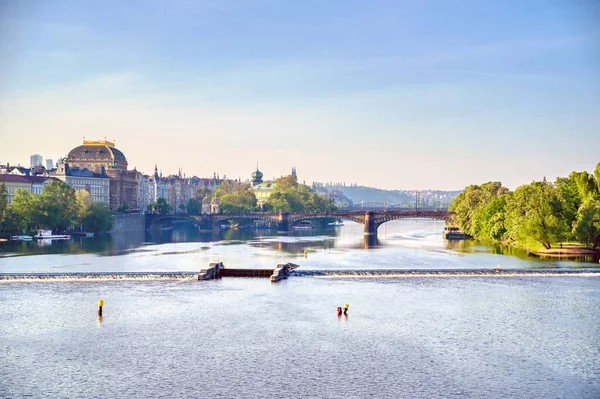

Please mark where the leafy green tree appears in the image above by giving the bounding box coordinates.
[82,203,112,233]
[573,198,600,249]
[504,181,567,249]
[572,171,598,200]
[38,180,78,231]
[214,181,257,213]
[76,190,92,228]
[152,198,171,214]
[1,207,22,233]
[478,195,509,241]
[449,182,509,239]
[186,198,201,214]
[266,175,335,213]
[555,174,583,239]
[10,189,39,232]
[0,183,7,227]
[595,162,600,193]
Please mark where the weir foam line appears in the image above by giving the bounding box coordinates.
[291,268,600,278]
[0,268,599,282]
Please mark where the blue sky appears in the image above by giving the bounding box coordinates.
[0,0,599,190]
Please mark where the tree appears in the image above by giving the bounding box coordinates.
[572,171,598,200]
[449,182,509,239]
[573,198,600,249]
[82,202,112,233]
[76,190,92,228]
[195,187,211,200]
[37,180,78,231]
[0,183,7,228]
[504,181,567,249]
[10,189,39,232]
[213,181,257,213]
[595,162,600,193]
[186,198,201,214]
[178,203,186,213]
[266,175,335,213]
[117,203,130,213]
[555,174,583,240]
[152,198,171,214]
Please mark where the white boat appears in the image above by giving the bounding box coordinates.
[293,225,313,231]
[328,221,344,226]
[10,235,33,241]
[33,230,71,240]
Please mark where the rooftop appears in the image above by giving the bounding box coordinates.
[0,175,59,184]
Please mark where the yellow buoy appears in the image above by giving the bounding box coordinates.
[97,299,104,317]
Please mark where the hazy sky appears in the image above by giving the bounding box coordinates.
[0,0,599,190]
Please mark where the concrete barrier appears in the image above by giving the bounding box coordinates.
[197,262,299,282]
[198,262,223,280]
[270,263,289,283]
[270,262,299,283]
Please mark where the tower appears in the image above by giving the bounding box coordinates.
[292,167,297,178]
[251,165,263,186]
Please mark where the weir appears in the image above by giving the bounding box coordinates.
[1,268,598,282]
[198,262,298,282]
[290,268,600,278]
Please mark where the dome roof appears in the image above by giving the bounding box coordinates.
[202,196,210,203]
[67,140,127,164]
[251,169,263,180]
[211,197,220,204]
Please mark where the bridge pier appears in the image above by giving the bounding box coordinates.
[277,212,289,233]
[364,211,376,236]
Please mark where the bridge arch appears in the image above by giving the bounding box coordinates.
[146,210,454,237]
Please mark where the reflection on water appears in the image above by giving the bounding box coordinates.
[1,220,598,273]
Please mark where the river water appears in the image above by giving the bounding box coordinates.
[1,220,599,398]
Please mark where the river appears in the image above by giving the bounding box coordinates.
[1,220,599,398]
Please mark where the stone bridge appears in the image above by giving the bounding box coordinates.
[147,210,453,237]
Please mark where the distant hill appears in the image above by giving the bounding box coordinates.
[314,183,461,209]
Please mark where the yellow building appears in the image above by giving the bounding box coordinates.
[0,175,57,203]
[250,168,276,207]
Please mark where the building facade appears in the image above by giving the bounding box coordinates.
[65,139,137,211]
[53,162,110,206]
[250,168,275,207]
[0,175,58,203]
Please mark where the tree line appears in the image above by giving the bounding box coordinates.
[0,180,112,234]
[147,174,336,215]
[449,163,600,250]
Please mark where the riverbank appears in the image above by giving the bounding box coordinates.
[534,245,600,258]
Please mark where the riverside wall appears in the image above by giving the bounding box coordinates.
[110,214,146,234]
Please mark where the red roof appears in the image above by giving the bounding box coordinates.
[0,175,59,184]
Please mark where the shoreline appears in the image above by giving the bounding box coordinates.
[533,247,600,258]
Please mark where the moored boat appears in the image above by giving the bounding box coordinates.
[9,235,33,241]
[443,227,470,240]
[292,225,313,231]
[33,230,71,240]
